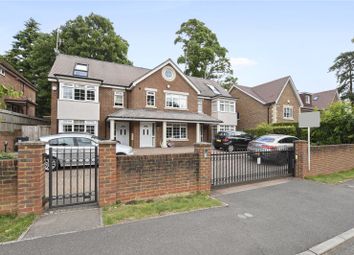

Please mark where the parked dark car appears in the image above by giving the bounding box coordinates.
[213,131,254,152]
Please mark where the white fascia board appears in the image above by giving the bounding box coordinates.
[275,77,304,107]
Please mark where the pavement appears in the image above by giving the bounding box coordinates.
[325,236,354,255]
[23,204,101,240]
[2,179,354,255]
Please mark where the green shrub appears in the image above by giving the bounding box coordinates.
[246,123,297,137]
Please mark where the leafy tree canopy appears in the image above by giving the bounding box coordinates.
[174,18,237,89]
[5,13,132,116]
[58,13,131,65]
[5,18,40,82]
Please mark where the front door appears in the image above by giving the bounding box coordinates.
[116,122,129,145]
[140,122,154,147]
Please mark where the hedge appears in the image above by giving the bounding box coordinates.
[245,122,308,140]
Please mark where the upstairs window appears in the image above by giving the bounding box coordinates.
[198,99,203,113]
[73,63,88,77]
[219,100,235,113]
[74,85,85,100]
[146,90,156,107]
[165,93,187,109]
[283,105,294,119]
[60,83,97,102]
[114,91,124,107]
[305,95,311,104]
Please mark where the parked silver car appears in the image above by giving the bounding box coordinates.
[247,134,299,163]
[40,133,134,170]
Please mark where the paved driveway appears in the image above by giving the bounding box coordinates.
[2,179,354,255]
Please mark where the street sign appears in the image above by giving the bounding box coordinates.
[298,111,321,172]
[299,112,320,128]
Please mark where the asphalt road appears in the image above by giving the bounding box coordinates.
[2,179,354,255]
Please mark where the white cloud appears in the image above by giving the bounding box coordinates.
[230,57,257,68]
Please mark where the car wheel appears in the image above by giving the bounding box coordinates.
[44,157,59,171]
[227,145,234,152]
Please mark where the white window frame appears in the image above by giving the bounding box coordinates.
[59,120,98,135]
[114,91,124,108]
[73,63,88,77]
[146,90,156,108]
[283,105,294,120]
[217,100,236,113]
[219,125,236,132]
[165,93,188,110]
[166,123,188,140]
[305,95,311,104]
[59,83,98,102]
[198,99,203,113]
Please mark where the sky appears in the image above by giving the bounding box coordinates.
[0,0,353,93]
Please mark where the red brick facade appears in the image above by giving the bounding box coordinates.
[98,141,117,207]
[295,141,354,178]
[17,142,45,215]
[0,61,37,117]
[0,160,17,214]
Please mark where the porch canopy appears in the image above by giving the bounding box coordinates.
[107,108,221,147]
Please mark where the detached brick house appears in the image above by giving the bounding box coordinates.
[229,76,303,130]
[0,60,37,117]
[300,89,340,111]
[49,54,237,148]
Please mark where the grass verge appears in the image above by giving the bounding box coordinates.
[103,193,222,225]
[0,214,35,243]
[305,168,354,184]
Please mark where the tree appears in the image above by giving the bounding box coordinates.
[58,13,131,65]
[174,19,237,89]
[5,13,132,116]
[5,18,40,81]
[0,84,22,109]
[329,51,354,104]
[28,33,57,117]
[312,102,354,144]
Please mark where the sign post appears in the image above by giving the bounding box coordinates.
[299,112,320,171]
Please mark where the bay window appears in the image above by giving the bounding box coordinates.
[60,83,98,102]
[59,120,97,135]
[166,123,187,140]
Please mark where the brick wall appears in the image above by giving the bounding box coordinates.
[98,143,212,205]
[0,160,17,214]
[229,87,269,130]
[275,82,301,123]
[295,141,354,178]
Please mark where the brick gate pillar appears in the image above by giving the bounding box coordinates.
[194,143,212,192]
[295,140,308,178]
[98,141,117,207]
[17,141,45,215]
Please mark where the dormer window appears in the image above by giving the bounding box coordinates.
[73,63,88,77]
[207,84,220,95]
[305,95,311,104]
[313,96,319,101]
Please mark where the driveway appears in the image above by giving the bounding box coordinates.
[2,179,354,255]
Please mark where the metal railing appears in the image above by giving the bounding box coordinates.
[46,146,98,208]
[211,148,295,187]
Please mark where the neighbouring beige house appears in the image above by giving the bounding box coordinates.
[229,76,303,130]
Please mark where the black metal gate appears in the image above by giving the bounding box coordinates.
[46,147,98,208]
[211,148,295,187]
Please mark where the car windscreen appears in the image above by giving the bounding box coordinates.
[256,136,275,143]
